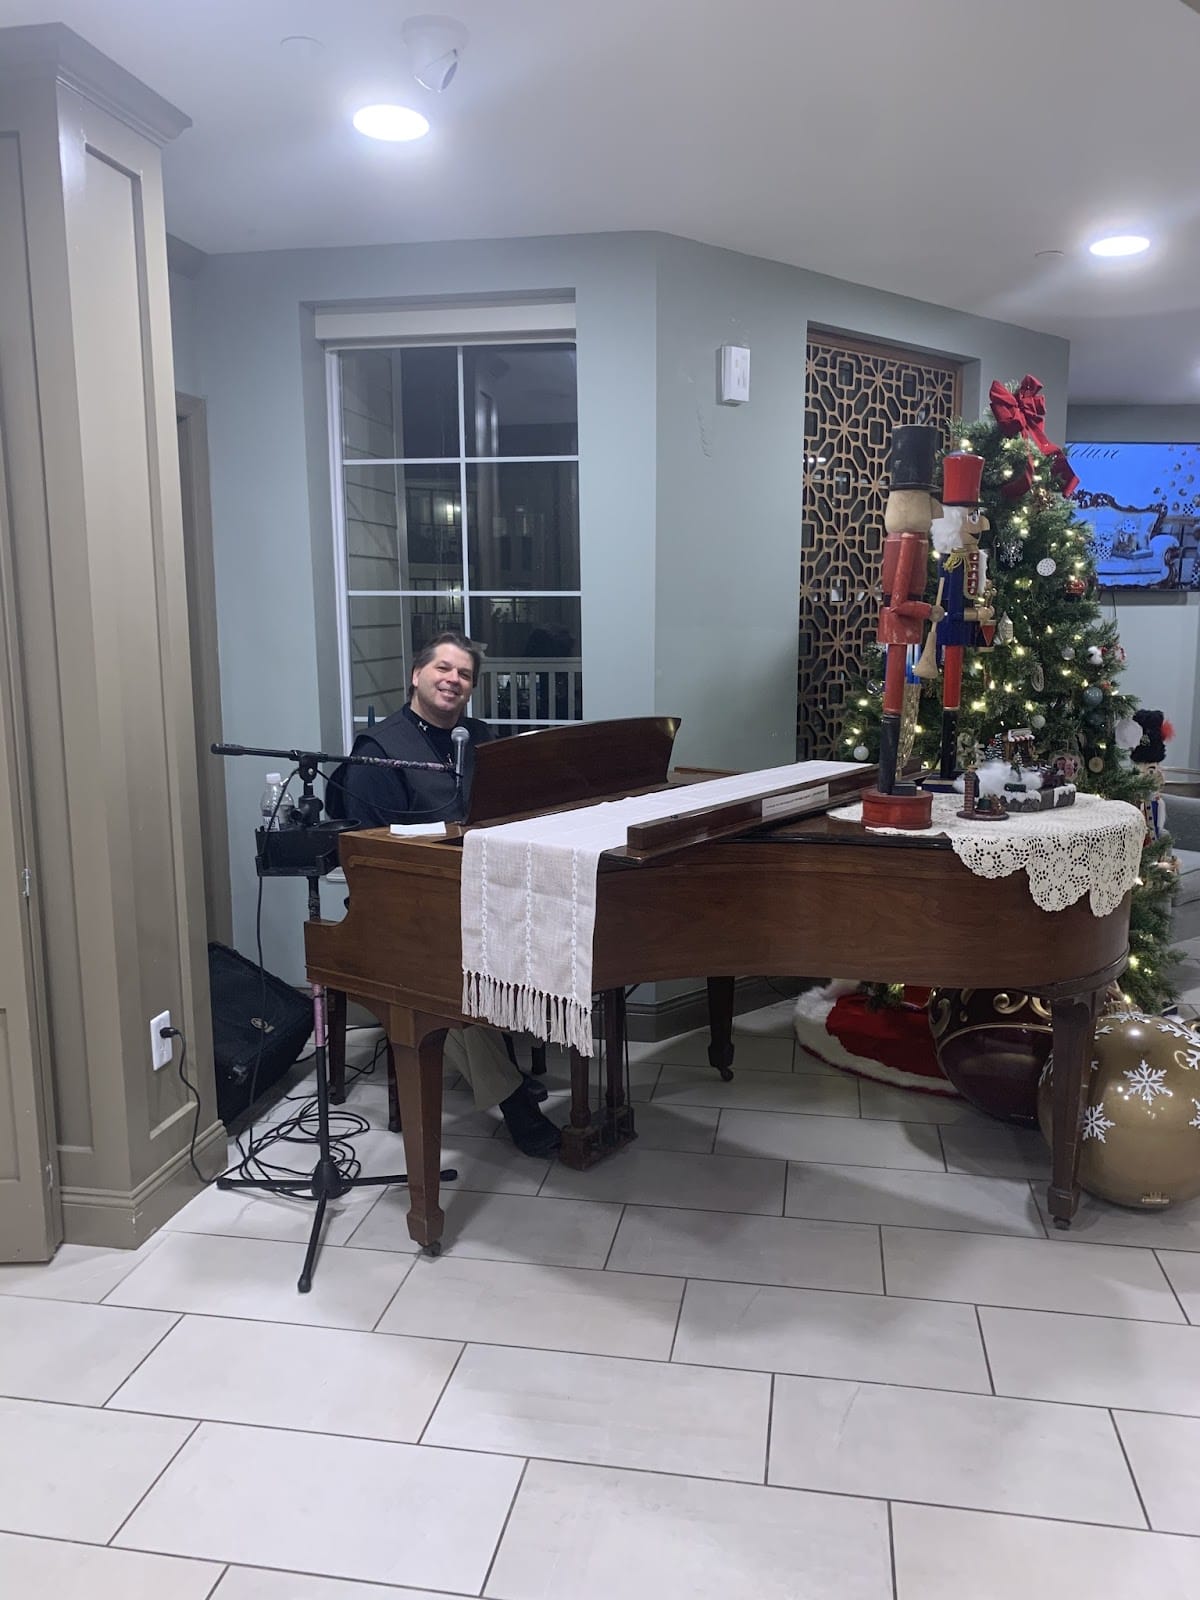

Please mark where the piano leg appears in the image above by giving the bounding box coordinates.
[560,991,637,1168]
[603,987,636,1147]
[706,976,736,1081]
[1046,989,1103,1230]
[390,1020,450,1254]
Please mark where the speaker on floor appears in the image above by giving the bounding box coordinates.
[208,942,313,1126]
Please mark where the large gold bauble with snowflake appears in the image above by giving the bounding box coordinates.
[1037,1010,1200,1209]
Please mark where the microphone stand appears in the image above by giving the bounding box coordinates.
[210,742,457,1291]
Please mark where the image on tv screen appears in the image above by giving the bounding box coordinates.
[1065,441,1200,591]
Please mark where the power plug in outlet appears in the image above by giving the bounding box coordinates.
[150,1011,173,1071]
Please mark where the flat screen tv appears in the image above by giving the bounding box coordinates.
[1065,441,1200,591]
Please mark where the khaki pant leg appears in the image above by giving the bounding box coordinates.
[444,1026,523,1110]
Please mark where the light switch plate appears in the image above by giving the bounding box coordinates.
[719,344,750,405]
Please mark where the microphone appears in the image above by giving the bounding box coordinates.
[450,725,470,789]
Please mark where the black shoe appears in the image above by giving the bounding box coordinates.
[500,1087,561,1157]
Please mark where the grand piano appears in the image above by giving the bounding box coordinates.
[305,718,1130,1255]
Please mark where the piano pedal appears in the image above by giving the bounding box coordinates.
[559,1103,637,1170]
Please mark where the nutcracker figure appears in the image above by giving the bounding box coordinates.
[862,424,939,828]
[913,450,996,787]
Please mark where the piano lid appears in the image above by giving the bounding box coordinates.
[466,717,681,825]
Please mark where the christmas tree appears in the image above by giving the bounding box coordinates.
[841,377,1180,1011]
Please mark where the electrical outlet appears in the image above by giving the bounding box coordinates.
[150,1011,173,1071]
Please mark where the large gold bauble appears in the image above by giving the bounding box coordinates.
[1037,1010,1200,1209]
[928,988,1052,1127]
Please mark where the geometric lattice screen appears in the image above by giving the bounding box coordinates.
[797,333,961,759]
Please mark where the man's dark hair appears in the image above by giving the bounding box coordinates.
[408,631,484,700]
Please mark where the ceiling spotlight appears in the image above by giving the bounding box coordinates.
[1088,234,1151,258]
[352,104,430,141]
[402,14,468,93]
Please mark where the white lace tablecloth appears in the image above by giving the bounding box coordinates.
[829,792,1145,916]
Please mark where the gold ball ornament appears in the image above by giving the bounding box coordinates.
[1037,1010,1200,1208]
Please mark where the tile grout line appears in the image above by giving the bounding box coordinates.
[878,1226,888,1297]
[417,1340,469,1446]
[763,1371,775,1486]
[887,1500,899,1600]
[668,1279,688,1363]
[975,1304,997,1396]
[99,1312,185,1408]
[105,1417,202,1548]
[1152,1247,1192,1325]
[600,1205,626,1272]
[935,1123,949,1173]
[479,1456,529,1597]
[370,1253,418,1332]
[1107,1407,1153,1531]
[202,1563,230,1600]
[34,1483,1200,1582]
[1029,1179,1052,1239]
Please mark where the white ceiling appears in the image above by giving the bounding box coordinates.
[6,0,1199,405]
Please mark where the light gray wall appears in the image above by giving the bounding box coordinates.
[652,233,1070,772]
[188,229,1069,980]
[1066,405,1200,774]
[193,233,659,977]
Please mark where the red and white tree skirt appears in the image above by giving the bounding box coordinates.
[792,980,957,1096]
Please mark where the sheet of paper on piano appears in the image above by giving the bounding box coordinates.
[389,822,449,838]
[460,759,865,1054]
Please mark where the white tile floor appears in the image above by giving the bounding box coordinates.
[3,983,1200,1599]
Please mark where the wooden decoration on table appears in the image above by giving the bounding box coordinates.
[861,423,939,830]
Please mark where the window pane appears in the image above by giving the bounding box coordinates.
[463,344,578,457]
[344,465,463,589]
[349,593,464,721]
[470,597,582,722]
[466,463,578,591]
[340,347,459,460]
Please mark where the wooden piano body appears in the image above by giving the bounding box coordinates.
[306,718,1130,1254]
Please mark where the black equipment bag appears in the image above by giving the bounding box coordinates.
[208,942,313,1125]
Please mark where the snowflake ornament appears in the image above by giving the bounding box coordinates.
[1123,1060,1170,1105]
[1082,1104,1115,1142]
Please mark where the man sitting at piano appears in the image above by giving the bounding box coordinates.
[330,632,561,1158]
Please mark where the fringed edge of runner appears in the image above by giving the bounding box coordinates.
[462,970,594,1057]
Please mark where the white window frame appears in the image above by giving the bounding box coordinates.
[324,300,579,746]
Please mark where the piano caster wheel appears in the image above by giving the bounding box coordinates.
[717,1066,734,1082]
[424,1240,442,1258]
[1053,1217,1070,1231]
[388,1117,401,1133]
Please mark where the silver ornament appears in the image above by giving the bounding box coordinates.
[1037,558,1057,577]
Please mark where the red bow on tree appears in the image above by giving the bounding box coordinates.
[989,376,1079,501]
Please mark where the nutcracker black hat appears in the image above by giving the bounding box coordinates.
[888,424,940,492]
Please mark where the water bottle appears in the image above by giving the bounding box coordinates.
[259,772,296,830]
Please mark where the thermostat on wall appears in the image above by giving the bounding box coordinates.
[719,344,750,405]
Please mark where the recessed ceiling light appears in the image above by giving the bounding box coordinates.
[1088,234,1151,258]
[352,104,430,142]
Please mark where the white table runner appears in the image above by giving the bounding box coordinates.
[461,761,859,1053]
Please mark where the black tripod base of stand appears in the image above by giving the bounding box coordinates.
[216,1164,459,1291]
